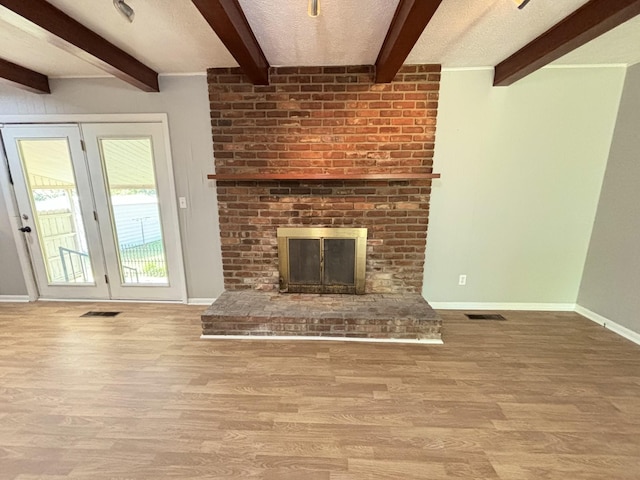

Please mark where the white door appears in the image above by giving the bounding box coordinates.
[2,122,185,302]
[2,125,110,299]
[81,123,185,301]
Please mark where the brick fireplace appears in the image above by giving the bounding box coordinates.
[202,64,442,341]
[208,64,440,294]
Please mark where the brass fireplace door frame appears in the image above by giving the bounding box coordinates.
[277,227,367,294]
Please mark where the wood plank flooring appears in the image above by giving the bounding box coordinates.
[0,302,639,479]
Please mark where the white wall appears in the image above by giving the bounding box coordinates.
[0,68,628,305]
[423,67,626,306]
[0,76,225,300]
[578,63,640,334]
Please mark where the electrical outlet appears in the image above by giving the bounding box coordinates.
[458,274,467,286]
[179,197,187,209]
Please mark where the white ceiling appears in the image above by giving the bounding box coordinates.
[238,0,400,66]
[0,0,638,81]
[0,0,238,77]
[406,0,593,66]
[553,14,640,66]
[0,19,105,77]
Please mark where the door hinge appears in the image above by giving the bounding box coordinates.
[93,210,98,221]
[80,140,86,151]
[104,274,109,284]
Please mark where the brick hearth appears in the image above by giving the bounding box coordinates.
[202,291,441,341]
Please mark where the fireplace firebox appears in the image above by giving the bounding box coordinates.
[277,227,367,294]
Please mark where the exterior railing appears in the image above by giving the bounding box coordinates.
[59,246,139,283]
[59,246,91,283]
[119,241,167,279]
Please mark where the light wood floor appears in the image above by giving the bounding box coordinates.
[0,302,639,479]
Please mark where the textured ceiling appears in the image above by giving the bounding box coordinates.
[0,0,638,82]
[406,0,593,66]
[238,0,400,66]
[46,0,237,74]
[553,14,640,66]
[0,19,104,76]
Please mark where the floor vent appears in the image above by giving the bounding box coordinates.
[465,313,506,321]
[81,311,121,317]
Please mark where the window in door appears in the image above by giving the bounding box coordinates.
[98,137,169,285]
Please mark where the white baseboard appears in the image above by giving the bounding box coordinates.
[3,296,214,306]
[429,302,576,311]
[201,334,443,345]
[37,298,183,304]
[575,305,640,347]
[428,301,640,347]
[0,295,30,302]
[188,298,217,305]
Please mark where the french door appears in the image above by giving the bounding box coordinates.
[2,122,185,301]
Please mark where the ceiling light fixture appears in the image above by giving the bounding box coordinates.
[113,0,135,22]
[513,0,531,9]
[308,0,320,17]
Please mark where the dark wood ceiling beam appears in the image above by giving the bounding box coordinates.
[0,0,159,92]
[375,0,443,83]
[192,0,269,85]
[494,0,640,86]
[0,58,50,94]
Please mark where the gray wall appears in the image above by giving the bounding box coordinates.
[578,63,640,333]
[423,67,626,305]
[0,76,225,299]
[0,68,631,307]
[0,193,28,295]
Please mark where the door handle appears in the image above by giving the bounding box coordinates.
[18,226,31,233]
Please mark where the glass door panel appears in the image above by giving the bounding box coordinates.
[17,139,95,284]
[99,138,169,285]
[82,123,185,301]
[2,125,109,299]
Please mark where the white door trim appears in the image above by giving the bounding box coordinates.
[0,113,169,125]
[0,113,187,304]
[159,119,187,304]
[0,138,39,301]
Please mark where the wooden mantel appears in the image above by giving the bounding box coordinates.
[207,173,441,181]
